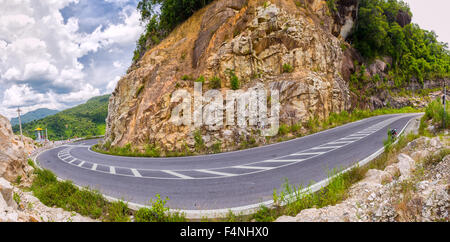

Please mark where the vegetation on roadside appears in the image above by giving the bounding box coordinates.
[13,95,110,141]
[134,194,186,222]
[30,168,129,221]
[422,97,449,130]
[28,160,186,222]
[271,106,419,142]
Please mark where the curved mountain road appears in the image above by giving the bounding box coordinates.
[36,113,420,215]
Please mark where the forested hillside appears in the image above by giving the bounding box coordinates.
[348,0,449,85]
[13,95,110,140]
[10,108,59,126]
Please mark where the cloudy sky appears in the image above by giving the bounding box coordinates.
[0,0,143,119]
[0,0,449,119]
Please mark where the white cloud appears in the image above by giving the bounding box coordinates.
[0,0,144,119]
[0,83,100,118]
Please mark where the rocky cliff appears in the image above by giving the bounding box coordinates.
[0,114,93,222]
[0,115,35,182]
[106,0,356,152]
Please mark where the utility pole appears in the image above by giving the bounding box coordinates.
[45,128,48,142]
[17,107,23,142]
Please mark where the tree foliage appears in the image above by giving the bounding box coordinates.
[133,0,214,62]
[350,0,450,84]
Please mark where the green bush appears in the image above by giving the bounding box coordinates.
[423,98,449,129]
[282,63,294,73]
[209,76,222,89]
[181,75,193,81]
[226,69,240,90]
[134,194,186,222]
[195,75,205,83]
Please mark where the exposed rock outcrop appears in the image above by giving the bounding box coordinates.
[0,115,35,183]
[276,136,449,222]
[106,0,351,152]
[0,114,93,222]
[332,0,360,39]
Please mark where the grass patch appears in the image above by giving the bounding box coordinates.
[423,98,449,130]
[30,168,130,221]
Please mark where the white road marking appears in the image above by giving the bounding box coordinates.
[163,170,193,179]
[311,146,342,150]
[131,169,142,178]
[68,158,77,164]
[339,137,361,140]
[110,166,116,174]
[348,134,368,137]
[261,159,301,163]
[78,161,85,167]
[92,164,97,171]
[328,141,353,145]
[197,169,235,177]
[294,152,326,156]
[233,165,272,170]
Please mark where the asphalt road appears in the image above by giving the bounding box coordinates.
[37,113,420,211]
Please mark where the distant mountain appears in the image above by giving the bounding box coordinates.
[10,108,59,126]
[12,94,110,140]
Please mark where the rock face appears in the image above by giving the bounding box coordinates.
[276,136,450,222]
[0,115,35,182]
[0,114,93,222]
[106,0,351,151]
[332,0,360,39]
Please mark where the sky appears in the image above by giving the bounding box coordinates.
[0,0,449,119]
[403,0,450,46]
[0,0,143,119]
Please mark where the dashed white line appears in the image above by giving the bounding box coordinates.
[110,166,116,174]
[311,146,342,150]
[294,152,326,156]
[131,169,142,178]
[339,137,361,140]
[78,161,85,167]
[163,170,193,179]
[261,159,301,163]
[197,169,235,177]
[328,141,353,145]
[68,158,77,164]
[233,165,272,170]
[92,164,97,171]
